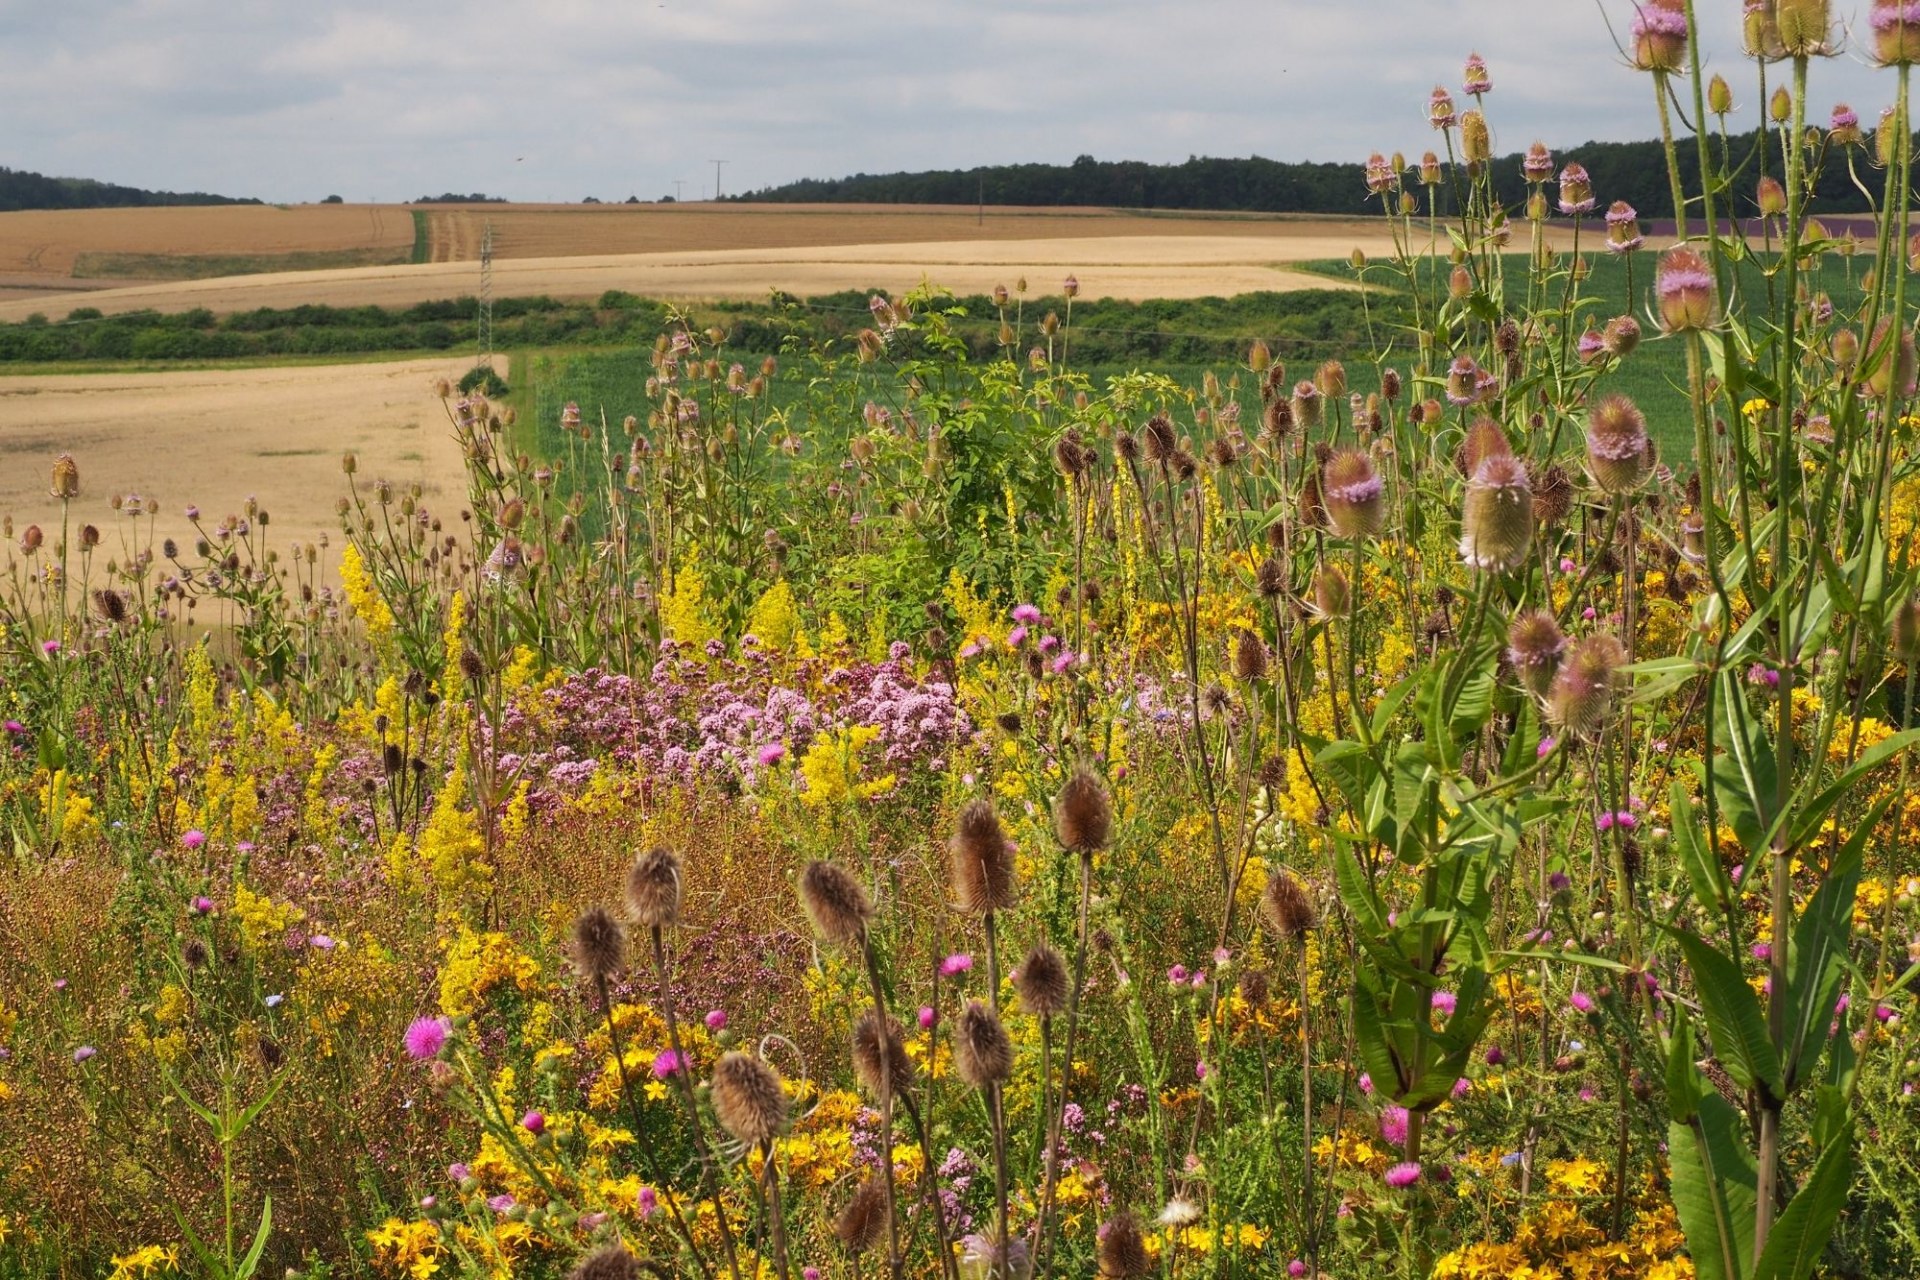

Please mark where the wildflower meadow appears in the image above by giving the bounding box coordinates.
[12,3,1920,1278]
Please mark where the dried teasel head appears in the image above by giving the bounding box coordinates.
[1013,943,1071,1017]
[625,846,683,929]
[1255,555,1287,599]
[835,1178,889,1253]
[949,798,1018,915]
[1506,610,1569,699]
[1097,1212,1152,1277]
[800,860,873,945]
[1261,869,1318,939]
[710,1050,789,1145]
[572,905,626,984]
[1142,414,1177,464]
[954,1000,1014,1089]
[1231,628,1268,681]
[567,1245,641,1280]
[851,1009,914,1098]
[1052,766,1113,853]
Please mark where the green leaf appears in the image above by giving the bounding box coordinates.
[235,1196,275,1280]
[1751,1122,1853,1280]
[1351,977,1410,1098]
[1666,926,1782,1102]
[1783,807,1881,1092]
[1335,847,1385,938]
[1789,730,1920,850]
[1666,1014,1703,1124]
[1710,671,1779,855]
[1670,785,1731,919]
[1624,655,1704,706]
[1669,1095,1758,1280]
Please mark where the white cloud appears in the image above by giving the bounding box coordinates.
[0,1,1898,204]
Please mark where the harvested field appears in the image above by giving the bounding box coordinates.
[0,355,484,569]
[0,204,414,297]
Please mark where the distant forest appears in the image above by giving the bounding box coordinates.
[0,166,259,213]
[729,130,1896,219]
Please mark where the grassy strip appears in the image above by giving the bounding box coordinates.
[410,210,430,264]
[71,247,411,280]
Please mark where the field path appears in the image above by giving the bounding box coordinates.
[0,356,486,567]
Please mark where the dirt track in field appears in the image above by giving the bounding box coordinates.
[0,356,487,571]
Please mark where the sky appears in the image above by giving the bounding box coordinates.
[0,1,1902,204]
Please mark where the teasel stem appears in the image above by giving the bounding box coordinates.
[1299,956,1315,1267]
[760,1138,792,1280]
[1032,848,1093,1279]
[651,926,746,1280]
[984,911,1002,1017]
[596,971,715,1280]
[857,935,905,1280]
[990,1081,1011,1278]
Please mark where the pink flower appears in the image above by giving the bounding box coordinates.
[1195,1060,1209,1081]
[1430,990,1457,1018]
[638,1186,659,1218]
[1385,1162,1421,1188]
[1537,737,1557,758]
[1007,625,1029,648]
[181,829,207,851]
[449,1162,471,1182]
[1012,603,1042,625]
[757,743,786,766]
[918,1005,937,1030]
[192,896,215,914]
[521,1110,546,1135]
[73,1045,97,1063]
[940,953,974,977]
[1168,964,1189,985]
[1288,1263,1307,1278]
[1452,1078,1471,1099]
[1380,1105,1410,1146]
[1358,1072,1374,1095]
[404,1016,451,1060]
[1570,991,1595,1014]
[41,640,60,656]
[651,1049,685,1078]
[705,1009,728,1031]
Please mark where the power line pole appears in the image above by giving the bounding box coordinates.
[710,159,727,200]
[674,179,685,203]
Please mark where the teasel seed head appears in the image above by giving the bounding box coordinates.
[1013,943,1071,1017]
[1297,466,1329,530]
[1097,1212,1152,1277]
[1865,316,1919,398]
[1321,449,1385,539]
[709,1050,789,1146]
[1655,246,1715,332]
[836,1178,889,1253]
[800,860,873,945]
[1232,628,1268,681]
[568,1245,641,1280]
[1238,966,1271,1008]
[852,1009,914,1098]
[1311,565,1351,619]
[1261,869,1318,939]
[1142,414,1177,464]
[1891,594,1920,661]
[1874,0,1920,65]
[1548,633,1629,739]
[1262,396,1293,442]
[1506,610,1569,698]
[950,798,1018,915]
[1290,380,1322,431]
[1458,417,1512,477]
[1528,462,1572,527]
[1113,429,1140,465]
[954,1000,1014,1089]
[92,588,128,625]
[572,905,626,984]
[1459,454,1534,573]
[50,454,79,500]
[1586,394,1655,493]
[1255,555,1287,599]
[1632,0,1689,71]
[1460,110,1491,167]
[1053,766,1113,853]
[1602,314,1642,356]
[625,847,683,929]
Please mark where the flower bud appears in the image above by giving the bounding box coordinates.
[1549,633,1629,739]
[1587,394,1655,493]
[1708,74,1734,116]
[1632,0,1689,71]
[50,454,79,500]
[1892,595,1920,662]
[1429,86,1457,130]
[1463,52,1492,96]
[1756,175,1787,217]
[1522,141,1554,184]
[1459,455,1534,572]
[1603,315,1643,357]
[1830,103,1862,146]
[1864,317,1918,398]
[1770,86,1793,124]
[1311,566,1351,619]
[1508,611,1568,698]
[1605,201,1643,254]
[1558,164,1594,215]
[1322,450,1384,539]
[1880,107,1903,166]
[1461,111,1490,166]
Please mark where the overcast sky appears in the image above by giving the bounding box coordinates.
[0,1,1901,204]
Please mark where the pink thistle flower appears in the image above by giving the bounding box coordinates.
[1380,1105,1410,1146]
[940,953,974,977]
[181,829,207,851]
[1570,991,1596,1014]
[1007,625,1029,648]
[521,1110,546,1135]
[757,743,786,766]
[1431,990,1458,1018]
[192,896,215,914]
[73,1045,97,1063]
[652,1049,685,1078]
[1012,603,1042,625]
[404,1016,451,1060]
[1385,1162,1421,1188]
[638,1187,659,1218]
[1168,964,1189,985]
[705,1008,728,1031]
[918,1005,937,1030]
[1289,1262,1308,1279]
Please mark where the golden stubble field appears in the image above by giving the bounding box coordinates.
[0,357,485,577]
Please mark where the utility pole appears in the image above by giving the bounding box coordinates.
[710,159,727,201]
[674,179,686,203]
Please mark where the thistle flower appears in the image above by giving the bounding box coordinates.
[1873,1,1920,65]
[1632,0,1689,71]
[1428,87,1457,130]
[1385,1162,1423,1189]
[1463,51,1492,95]
[405,1016,452,1061]
[1586,394,1656,493]
[1013,943,1071,1017]
[1311,566,1351,619]
[1459,455,1534,572]
[1831,103,1863,145]
[1548,633,1629,739]
[1053,766,1113,853]
[568,1246,640,1280]
[1507,611,1568,698]
[1655,247,1715,332]
[950,798,1017,915]
[851,1009,914,1097]
[1557,164,1594,215]
[1231,628,1268,681]
[1519,142,1554,186]
[835,1179,889,1253]
[800,861,873,945]
[50,454,79,499]
[710,1051,789,1145]
[572,905,626,983]
[625,846,683,929]
[1097,1212,1151,1277]
[1322,449,1384,538]
[1261,870,1318,938]
[954,1000,1014,1088]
